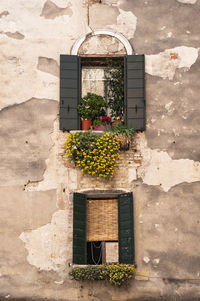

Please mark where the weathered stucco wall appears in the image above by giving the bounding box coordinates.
[0,0,200,300]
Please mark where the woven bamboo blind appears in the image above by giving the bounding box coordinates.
[86,199,118,242]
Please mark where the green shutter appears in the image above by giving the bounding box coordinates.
[118,192,134,264]
[73,192,87,264]
[124,55,146,131]
[60,55,81,131]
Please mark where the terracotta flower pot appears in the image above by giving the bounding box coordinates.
[81,120,92,130]
[93,125,105,131]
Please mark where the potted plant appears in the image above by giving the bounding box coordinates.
[93,116,111,131]
[78,93,108,130]
[105,123,134,150]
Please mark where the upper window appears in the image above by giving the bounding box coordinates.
[59,54,145,132]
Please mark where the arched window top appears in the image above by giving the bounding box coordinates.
[71,30,133,56]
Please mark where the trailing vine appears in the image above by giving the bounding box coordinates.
[105,58,124,119]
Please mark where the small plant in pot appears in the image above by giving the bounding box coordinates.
[105,123,134,150]
[93,116,111,131]
[78,93,108,130]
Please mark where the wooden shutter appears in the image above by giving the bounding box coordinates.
[118,192,134,264]
[60,55,80,131]
[73,192,87,264]
[124,55,146,131]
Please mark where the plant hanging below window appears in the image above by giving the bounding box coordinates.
[64,132,120,179]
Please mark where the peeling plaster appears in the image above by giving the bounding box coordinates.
[176,0,197,3]
[0,45,59,110]
[25,125,200,194]
[0,11,9,18]
[0,0,90,110]
[137,134,200,192]
[1,31,25,39]
[40,0,72,19]
[19,210,69,271]
[108,8,137,40]
[37,56,59,77]
[25,119,68,193]
[145,46,199,80]
[0,98,57,186]
[89,4,119,28]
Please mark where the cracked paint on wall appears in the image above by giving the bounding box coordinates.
[26,123,200,194]
[19,210,69,271]
[40,0,72,19]
[89,4,137,40]
[108,8,137,40]
[145,46,199,80]
[0,0,90,110]
[25,119,70,193]
[0,0,200,298]
[137,134,200,192]
[0,31,24,39]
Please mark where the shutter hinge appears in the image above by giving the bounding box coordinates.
[135,105,138,113]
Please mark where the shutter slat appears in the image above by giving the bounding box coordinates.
[60,55,80,131]
[125,55,146,131]
[118,192,134,264]
[60,108,78,118]
[127,88,144,98]
[127,62,144,70]
[128,108,145,119]
[128,70,144,79]
[60,88,78,98]
[60,70,78,79]
[60,55,79,62]
[60,98,78,107]
[60,119,79,131]
[127,98,145,108]
[61,62,79,70]
[126,119,145,130]
[73,192,87,264]
[60,79,78,88]
[127,79,144,88]
[125,56,144,62]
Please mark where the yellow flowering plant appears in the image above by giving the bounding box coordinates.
[64,131,120,179]
[69,263,136,287]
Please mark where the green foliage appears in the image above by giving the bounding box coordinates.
[64,132,120,179]
[104,123,134,150]
[69,263,136,287]
[78,92,108,121]
[93,119,103,127]
[105,59,124,119]
[105,123,134,137]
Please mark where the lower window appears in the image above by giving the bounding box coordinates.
[73,192,134,265]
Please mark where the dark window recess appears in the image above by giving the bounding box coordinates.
[87,241,102,265]
[59,54,146,132]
